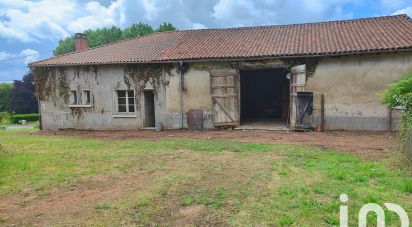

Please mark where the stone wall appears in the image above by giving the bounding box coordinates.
[306,52,412,131]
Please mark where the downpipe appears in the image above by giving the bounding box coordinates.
[179,61,184,129]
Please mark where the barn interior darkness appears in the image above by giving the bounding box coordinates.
[240,68,290,125]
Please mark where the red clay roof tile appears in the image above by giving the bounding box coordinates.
[30,15,412,67]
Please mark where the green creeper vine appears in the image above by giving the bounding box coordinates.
[281,57,320,78]
[32,67,58,102]
[123,63,175,95]
[58,67,70,104]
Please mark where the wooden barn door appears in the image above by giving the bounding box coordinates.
[289,64,306,129]
[210,69,239,127]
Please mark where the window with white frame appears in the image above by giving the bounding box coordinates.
[70,90,78,105]
[82,90,91,106]
[117,90,135,113]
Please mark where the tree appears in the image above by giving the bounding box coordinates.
[10,72,38,114]
[0,83,12,112]
[85,25,123,48]
[122,23,154,39]
[53,36,76,56]
[155,22,177,32]
[53,22,177,56]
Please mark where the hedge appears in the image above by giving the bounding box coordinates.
[10,113,39,124]
[404,128,412,163]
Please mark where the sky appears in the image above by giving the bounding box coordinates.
[1,0,412,82]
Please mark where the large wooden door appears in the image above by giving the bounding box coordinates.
[210,69,239,127]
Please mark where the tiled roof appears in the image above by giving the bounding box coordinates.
[30,15,412,67]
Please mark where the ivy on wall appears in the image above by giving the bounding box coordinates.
[280,57,320,78]
[123,63,176,95]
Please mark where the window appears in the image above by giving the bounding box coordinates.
[82,90,91,106]
[117,90,135,113]
[70,90,77,105]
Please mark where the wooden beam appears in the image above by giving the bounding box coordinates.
[320,93,325,132]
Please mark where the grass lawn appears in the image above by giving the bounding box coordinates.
[0,129,411,226]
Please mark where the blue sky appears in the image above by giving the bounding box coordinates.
[1,0,412,82]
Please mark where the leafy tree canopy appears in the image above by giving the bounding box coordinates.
[53,22,177,56]
[84,25,123,48]
[11,72,38,114]
[122,22,154,39]
[155,22,177,32]
[0,83,12,112]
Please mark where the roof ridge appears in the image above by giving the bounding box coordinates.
[166,14,411,33]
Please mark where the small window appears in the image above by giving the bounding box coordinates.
[70,90,77,105]
[117,90,135,113]
[82,90,91,106]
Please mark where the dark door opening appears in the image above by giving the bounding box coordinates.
[144,90,155,127]
[240,68,290,128]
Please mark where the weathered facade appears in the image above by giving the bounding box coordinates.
[31,15,412,131]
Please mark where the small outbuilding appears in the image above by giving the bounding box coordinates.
[30,15,412,131]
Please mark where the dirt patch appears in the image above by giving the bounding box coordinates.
[0,171,163,226]
[179,204,205,218]
[36,129,396,160]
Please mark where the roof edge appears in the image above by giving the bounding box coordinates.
[29,47,412,68]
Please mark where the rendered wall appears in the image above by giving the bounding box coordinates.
[306,52,412,131]
[39,63,218,130]
[40,65,146,130]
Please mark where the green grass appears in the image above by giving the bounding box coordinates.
[94,201,111,210]
[0,215,8,222]
[0,129,411,226]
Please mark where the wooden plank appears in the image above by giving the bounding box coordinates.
[211,85,236,88]
[211,75,235,77]
[212,97,235,122]
[212,94,237,98]
[214,122,238,126]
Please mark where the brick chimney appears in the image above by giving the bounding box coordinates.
[75,33,88,51]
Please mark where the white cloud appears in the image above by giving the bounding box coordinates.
[67,0,126,32]
[393,7,412,16]
[142,0,158,20]
[212,0,356,27]
[192,23,207,29]
[213,0,263,27]
[0,48,39,65]
[0,0,74,42]
[0,51,13,61]
[0,0,370,44]
[20,49,39,65]
[381,0,408,10]
[0,0,127,42]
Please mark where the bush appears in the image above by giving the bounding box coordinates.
[10,113,39,124]
[0,112,11,125]
[378,72,412,111]
[379,72,412,163]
